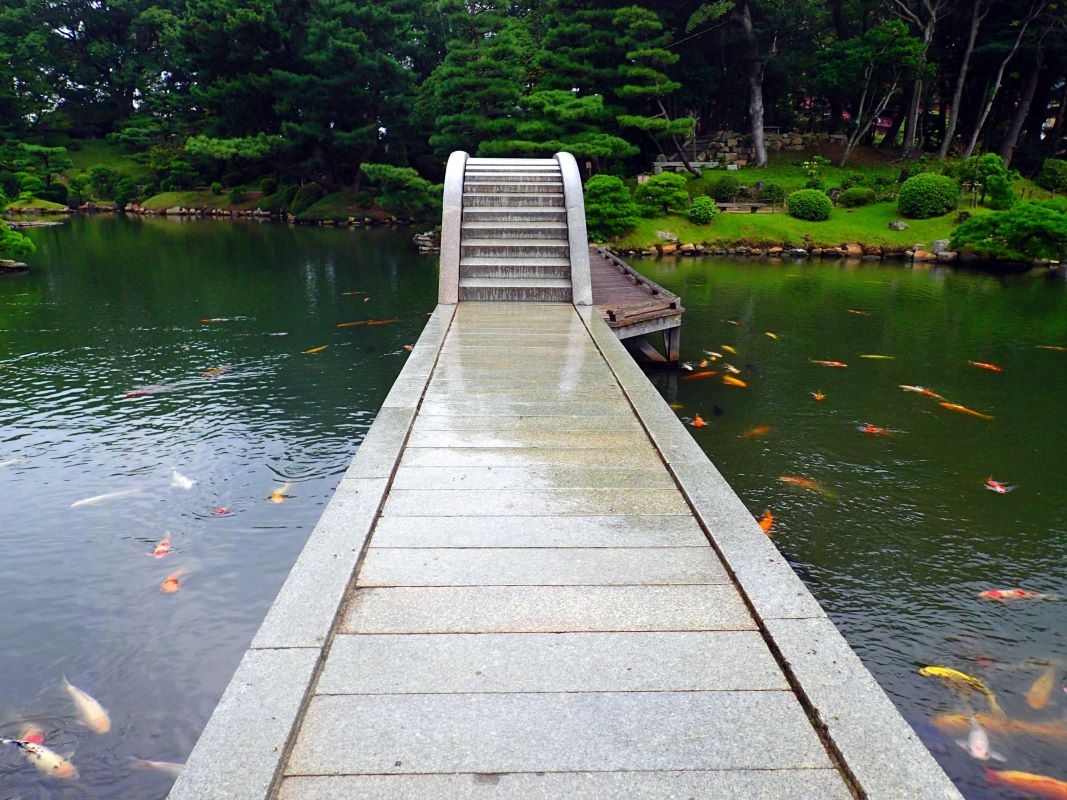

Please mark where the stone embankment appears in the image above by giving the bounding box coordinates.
[614,240,971,265]
[667,130,846,168]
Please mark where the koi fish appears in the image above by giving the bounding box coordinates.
[969,360,1001,372]
[304,345,328,354]
[934,713,1067,744]
[899,385,944,400]
[723,363,741,374]
[213,506,230,516]
[722,375,747,387]
[859,424,891,435]
[939,402,993,420]
[691,414,706,428]
[70,488,141,508]
[1037,345,1067,351]
[161,570,184,594]
[724,320,740,326]
[810,360,847,367]
[363,297,371,302]
[20,726,44,746]
[682,370,717,380]
[977,588,1054,600]
[0,457,24,467]
[171,469,196,490]
[124,385,176,398]
[757,511,773,534]
[153,535,171,559]
[336,319,398,328]
[955,716,1005,762]
[860,354,895,360]
[703,351,722,360]
[986,768,1067,799]
[63,676,110,734]
[668,403,685,410]
[697,359,709,368]
[680,362,694,372]
[0,738,78,779]
[269,482,292,503]
[847,309,868,315]
[1027,667,1057,711]
[919,666,1004,716]
[403,344,414,352]
[744,426,771,438]
[341,291,366,296]
[811,391,825,401]
[721,345,737,354]
[131,758,184,777]
[984,477,1016,494]
[764,332,778,340]
[779,476,821,492]
[200,366,230,377]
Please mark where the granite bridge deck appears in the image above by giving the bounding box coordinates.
[168,154,962,800]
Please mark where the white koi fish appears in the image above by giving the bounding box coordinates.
[63,676,110,733]
[170,469,196,490]
[955,716,1005,762]
[0,737,78,779]
[130,758,184,777]
[70,488,141,508]
[0,457,23,468]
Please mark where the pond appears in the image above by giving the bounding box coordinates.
[633,254,1067,799]
[2,217,1065,799]
[0,216,436,798]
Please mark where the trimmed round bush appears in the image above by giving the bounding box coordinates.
[688,195,717,224]
[18,174,44,194]
[897,173,959,219]
[210,181,223,195]
[787,189,833,221]
[837,187,876,207]
[288,183,326,215]
[260,176,278,196]
[634,172,689,217]
[708,174,740,202]
[759,182,784,204]
[228,187,245,205]
[584,174,638,240]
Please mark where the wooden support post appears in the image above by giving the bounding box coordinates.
[663,326,681,365]
[629,337,667,364]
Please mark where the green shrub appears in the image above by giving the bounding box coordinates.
[688,195,717,224]
[210,181,223,195]
[787,188,833,221]
[950,200,1067,261]
[708,174,740,202]
[38,182,69,205]
[897,173,959,218]
[167,160,198,190]
[759,182,785,204]
[837,187,876,207]
[260,176,278,196]
[584,174,638,239]
[221,171,242,188]
[1036,159,1067,193]
[18,174,44,194]
[0,172,19,199]
[634,172,689,217]
[228,187,245,205]
[360,163,441,220]
[840,172,867,190]
[258,184,298,213]
[804,178,825,190]
[986,174,1016,210]
[113,177,139,209]
[288,183,327,215]
[89,165,117,197]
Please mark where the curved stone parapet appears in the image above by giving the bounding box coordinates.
[554,151,592,306]
[437,150,468,304]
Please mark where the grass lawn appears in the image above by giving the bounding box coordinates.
[611,202,994,250]
[66,139,153,181]
[296,190,390,222]
[6,197,68,212]
[139,188,266,211]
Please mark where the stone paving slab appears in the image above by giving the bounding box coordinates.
[412,414,639,431]
[278,770,853,800]
[389,465,673,490]
[370,514,708,547]
[421,386,622,401]
[382,488,689,516]
[357,546,727,586]
[399,446,661,468]
[418,400,632,416]
[405,430,646,449]
[318,631,786,694]
[285,691,832,775]
[342,585,755,633]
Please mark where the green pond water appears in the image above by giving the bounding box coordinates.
[1,216,1065,798]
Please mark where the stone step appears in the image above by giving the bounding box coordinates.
[462,207,568,222]
[467,158,558,165]
[459,282,573,303]
[461,262,571,280]
[463,193,565,208]
[462,221,569,239]
[461,239,570,259]
[465,174,561,185]
[464,182,563,195]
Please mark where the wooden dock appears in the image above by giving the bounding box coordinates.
[168,153,963,800]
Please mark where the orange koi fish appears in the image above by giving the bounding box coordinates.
[939,402,993,420]
[336,319,398,328]
[977,588,1052,600]
[986,768,1067,799]
[1037,345,1067,351]
[160,570,184,594]
[810,360,847,367]
[682,370,717,380]
[403,344,414,352]
[969,360,1002,372]
[269,482,292,503]
[933,713,1067,744]
[691,414,706,428]
[304,345,328,354]
[780,476,820,491]
[722,375,747,387]
[757,511,773,534]
[153,535,171,559]
[721,345,737,354]
[847,309,868,315]
[1027,667,1057,711]
[765,331,778,340]
[859,424,891,435]
[899,385,944,400]
[811,391,825,401]
[213,506,229,516]
[744,425,771,438]
[200,366,230,377]
[984,477,1016,494]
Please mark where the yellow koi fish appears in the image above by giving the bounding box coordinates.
[721,345,737,354]
[1026,667,1057,711]
[860,354,895,359]
[722,375,747,387]
[919,666,1004,716]
[765,331,778,340]
[63,676,110,734]
[304,345,328,354]
[270,481,292,503]
[938,402,994,420]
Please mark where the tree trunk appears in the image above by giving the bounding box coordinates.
[878,94,907,150]
[657,98,701,177]
[962,3,1042,159]
[1043,81,1067,157]
[999,51,1042,167]
[902,20,935,157]
[842,82,900,167]
[938,0,984,159]
[737,1,772,167]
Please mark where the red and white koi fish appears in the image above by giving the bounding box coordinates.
[984,477,1016,494]
[0,737,78,779]
[810,359,847,367]
[859,424,891,435]
[811,391,825,401]
[682,370,717,380]
[63,676,110,734]
[977,588,1056,600]
[969,360,1002,372]
[153,535,171,558]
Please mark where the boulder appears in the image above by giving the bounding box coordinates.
[655,230,679,243]
[822,247,844,258]
[913,250,937,262]
[845,243,863,258]
[750,248,763,256]
[936,251,958,263]
[726,164,740,171]
[659,243,678,255]
[932,239,951,254]
[679,243,696,253]
[790,248,809,257]
[810,248,823,256]
[888,220,909,231]
[864,245,882,256]
[768,246,784,256]
[165,206,184,216]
